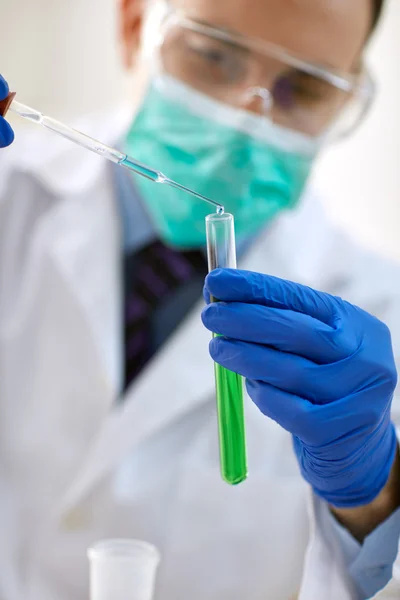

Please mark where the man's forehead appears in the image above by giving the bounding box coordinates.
[169,0,371,70]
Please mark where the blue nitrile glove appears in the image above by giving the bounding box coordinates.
[0,75,15,148]
[202,269,398,508]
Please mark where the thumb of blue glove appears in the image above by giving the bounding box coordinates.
[0,75,15,148]
[202,269,398,508]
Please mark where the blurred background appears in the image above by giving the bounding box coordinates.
[1,0,399,260]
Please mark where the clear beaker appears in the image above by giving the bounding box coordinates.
[88,539,160,600]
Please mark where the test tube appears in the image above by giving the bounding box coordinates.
[206,213,248,485]
[88,539,160,600]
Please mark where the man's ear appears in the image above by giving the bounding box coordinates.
[119,0,146,68]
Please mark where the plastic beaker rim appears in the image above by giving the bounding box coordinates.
[88,539,160,563]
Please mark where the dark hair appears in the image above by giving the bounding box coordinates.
[371,0,385,31]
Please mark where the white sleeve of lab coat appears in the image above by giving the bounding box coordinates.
[299,479,400,600]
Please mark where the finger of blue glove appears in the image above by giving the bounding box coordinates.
[246,379,392,449]
[205,269,337,326]
[0,75,9,100]
[202,301,353,363]
[209,336,364,403]
[0,116,14,148]
[209,336,318,394]
[245,379,316,438]
[0,76,15,147]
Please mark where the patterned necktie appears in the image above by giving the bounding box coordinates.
[123,240,207,390]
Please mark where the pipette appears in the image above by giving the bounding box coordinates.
[0,93,224,214]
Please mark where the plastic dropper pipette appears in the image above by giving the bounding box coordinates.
[0,93,224,215]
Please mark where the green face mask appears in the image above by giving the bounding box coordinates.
[125,75,318,248]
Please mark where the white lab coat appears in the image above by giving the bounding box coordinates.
[0,110,399,600]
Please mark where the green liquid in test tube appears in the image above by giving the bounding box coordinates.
[206,213,248,485]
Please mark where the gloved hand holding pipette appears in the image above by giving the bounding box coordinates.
[202,268,399,508]
[0,75,14,147]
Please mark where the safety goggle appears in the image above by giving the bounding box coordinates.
[144,1,375,142]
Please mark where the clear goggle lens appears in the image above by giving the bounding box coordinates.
[148,9,374,142]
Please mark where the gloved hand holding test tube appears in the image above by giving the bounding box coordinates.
[206,213,248,485]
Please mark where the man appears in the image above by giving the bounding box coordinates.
[0,0,399,599]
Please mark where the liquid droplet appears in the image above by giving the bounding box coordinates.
[216,205,225,216]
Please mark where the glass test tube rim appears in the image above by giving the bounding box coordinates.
[88,539,160,563]
[206,212,233,224]
[206,212,237,273]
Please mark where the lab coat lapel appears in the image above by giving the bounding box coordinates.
[58,293,214,517]
[49,167,123,398]
[24,108,133,398]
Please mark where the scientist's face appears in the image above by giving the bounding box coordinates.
[120,0,373,72]
[118,0,375,249]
